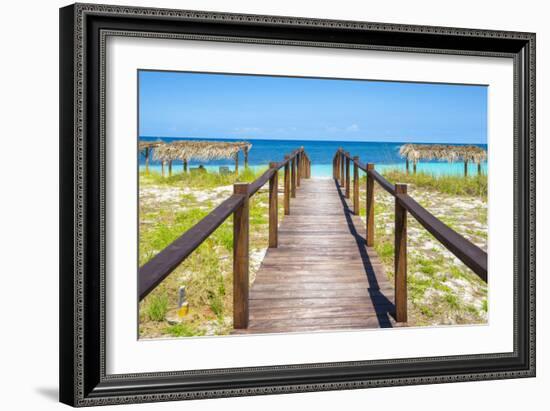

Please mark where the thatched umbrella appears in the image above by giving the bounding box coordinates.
[399,144,487,176]
[139,141,163,175]
[150,140,252,176]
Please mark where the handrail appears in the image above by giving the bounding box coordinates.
[248,168,276,197]
[139,146,310,323]
[397,193,487,280]
[336,148,487,281]
[369,169,396,196]
[139,194,245,300]
[333,148,487,323]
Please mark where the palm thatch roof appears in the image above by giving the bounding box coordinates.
[399,144,487,164]
[144,140,252,162]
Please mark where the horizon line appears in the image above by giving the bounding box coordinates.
[139,135,487,145]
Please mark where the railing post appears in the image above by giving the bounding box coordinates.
[268,162,278,248]
[233,183,249,329]
[291,156,297,198]
[394,183,408,323]
[340,151,345,187]
[168,160,173,177]
[296,152,301,187]
[366,163,375,246]
[145,147,150,175]
[353,156,359,215]
[345,153,351,198]
[284,155,290,215]
[335,151,340,181]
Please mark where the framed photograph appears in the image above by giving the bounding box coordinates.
[59,3,535,407]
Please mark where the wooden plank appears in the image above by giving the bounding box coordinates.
[242,177,396,334]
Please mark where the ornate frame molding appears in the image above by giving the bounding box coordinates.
[60,3,535,407]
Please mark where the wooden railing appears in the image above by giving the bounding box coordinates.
[139,147,311,329]
[333,149,488,323]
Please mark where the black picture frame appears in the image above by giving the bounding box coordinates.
[59,3,536,407]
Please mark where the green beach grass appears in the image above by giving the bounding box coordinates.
[138,167,284,338]
[139,166,488,337]
[358,169,488,326]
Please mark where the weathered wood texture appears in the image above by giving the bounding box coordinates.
[237,178,396,334]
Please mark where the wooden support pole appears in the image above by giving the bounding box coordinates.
[284,155,290,215]
[296,152,301,187]
[233,183,249,329]
[413,161,417,175]
[268,162,278,248]
[477,162,481,176]
[235,152,239,175]
[394,183,408,323]
[335,152,340,181]
[345,153,351,198]
[161,160,165,177]
[145,147,150,175]
[168,160,173,177]
[340,151,345,187]
[406,158,409,175]
[353,156,360,215]
[183,159,188,173]
[291,156,296,198]
[366,163,375,246]
[244,147,249,169]
[464,160,468,177]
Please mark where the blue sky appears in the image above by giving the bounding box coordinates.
[139,70,487,144]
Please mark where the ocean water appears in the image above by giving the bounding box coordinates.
[139,137,488,177]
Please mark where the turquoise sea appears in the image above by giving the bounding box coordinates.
[139,137,488,177]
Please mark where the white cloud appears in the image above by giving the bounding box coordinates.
[346,124,360,132]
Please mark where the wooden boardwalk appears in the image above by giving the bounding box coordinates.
[239,178,397,334]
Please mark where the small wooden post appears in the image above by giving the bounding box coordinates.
[268,162,278,248]
[168,160,173,177]
[394,183,408,323]
[405,158,409,175]
[353,156,359,215]
[413,161,417,175]
[291,156,296,198]
[477,162,481,176]
[284,155,290,215]
[233,182,250,329]
[161,160,165,177]
[244,147,249,169]
[366,163,375,246]
[340,151,345,187]
[296,152,301,187]
[145,147,150,175]
[345,153,351,199]
[183,159,188,173]
[335,152,340,181]
[235,152,239,175]
[464,160,468,177]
